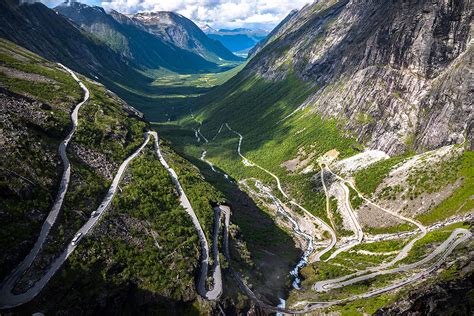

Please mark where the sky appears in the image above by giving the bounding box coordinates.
[40,0,312,30]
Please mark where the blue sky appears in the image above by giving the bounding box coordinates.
[42,0,311,30]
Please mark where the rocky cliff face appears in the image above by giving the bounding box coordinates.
[247,0,473,154]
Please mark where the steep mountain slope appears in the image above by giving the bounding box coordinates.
[181,0,473,248]
[0,37,302,315]
[54,1,222,71]
[242,0,472,154]
[131,11,243,63]
[0,36,152,282]
[1,0,473,314]
[0,39,229,314]
[0,0,245,127]
[205,28,268,55]
[0,0,154,88]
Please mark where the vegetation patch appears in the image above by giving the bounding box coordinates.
[364,223,415,235]
[347,185,364,209]
[352,239,407,253]
[416,151,474,224]
[300,261,355,285]
[353,155,409,196]
[25,145,203,312]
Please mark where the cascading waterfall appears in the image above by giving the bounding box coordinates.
[255,181,314,289]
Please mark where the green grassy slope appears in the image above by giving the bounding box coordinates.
[0,39,231,314]
[18,144,206,314]
[0,38,83,278]
[0,1,246,128]
[152,72,359,300]
[156,72,358,221]
[151,11,473,310]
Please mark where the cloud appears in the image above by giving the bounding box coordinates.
[99,0,312,30]
[37,0,102,8]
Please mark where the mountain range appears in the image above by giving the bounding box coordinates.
[0,0,241,80]
[129,11,243,63]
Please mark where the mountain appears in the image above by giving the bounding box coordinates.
[0,0,138,82]
[0,38,224,314]
[204,27,269,55]
[202,0,472,155]
[54,1,220,72]
[0,37,298,314]
[1,0,473,315]
[0,0,225,109]
[200,24,217,34]
[130,11,243,63]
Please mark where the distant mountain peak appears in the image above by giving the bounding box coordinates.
[57,0,105,14]
[200,23,217,34]
[59,0,78,6]
[52,4,241,63]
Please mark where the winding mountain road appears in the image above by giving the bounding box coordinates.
[314,228,471,292]
[325,166,427,268]
[2,69,469,312]
[310,166,430,291]
[0,129,225,308]
[1,73,225,309]
[324,171,364,261]
[196,123,471,313]
[211,202,471,314]
[0,64,89,308]
[0,66,152,308]
[0,133,151,309]
[150,132,222,300]
[304,228,471,308]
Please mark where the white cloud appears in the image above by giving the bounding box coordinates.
[100,0,312,30]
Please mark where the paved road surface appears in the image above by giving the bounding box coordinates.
[326,166,427,268]
[325,178,364,261]
[217,204,471,314]
[303,228,471,307]
[0,134,151,309]
[0,130,226,308]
